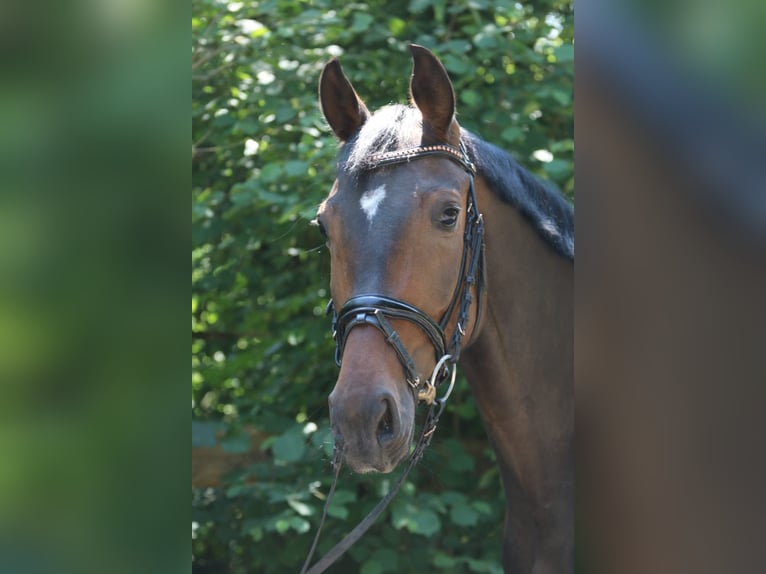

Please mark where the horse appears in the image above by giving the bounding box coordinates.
[315,45,574,573]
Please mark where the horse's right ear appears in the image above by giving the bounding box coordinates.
[319,58,369,142]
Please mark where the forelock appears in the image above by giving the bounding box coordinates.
[339,105,422,173]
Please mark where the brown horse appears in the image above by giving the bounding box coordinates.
[316,45,573,573]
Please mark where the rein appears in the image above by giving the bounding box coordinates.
[300,142,485,573]
[300,390,451,574]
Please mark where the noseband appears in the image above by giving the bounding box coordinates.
[327,142,485,404]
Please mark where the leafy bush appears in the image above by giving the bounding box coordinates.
[192,0,572,571]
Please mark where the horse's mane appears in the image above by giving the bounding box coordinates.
[461,130,574,260]
[338,104,575,260]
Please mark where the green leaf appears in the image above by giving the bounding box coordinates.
[248,526,263,541]
[448,448,474,472]
[387,17,407,36]
[361,560,383,574]
[276,106,296,123]
[472,500,492,515]
[274,518,291,534]
[501,126,523,143]
[330,490,356,505]
[460,89,481,107]
[234,118,259,135]
[554,44,574,62]
[287,516,310,534]
[272,426,305,462]
[326,504,349,519]
[543,159,571,179]
[408,0,433,14]
[225,484,243,498]
[434,552,457,567]
[253,189,287,205]
[220,431,251,454]
[287,498,314,516]
[474,31,498,50]
[192,420,223,448]
[440,490,467,506]
[351,13,375,32]
[230,183,255,208]
[478,466,499,489]
[551,89,572,106]
[466,557,498,572]
[284,160,308,178]
[259,163,282,183]
[310,426,334,457]
[369,549,398,571]
[407,509,440,537]
[442,54,470,75]
[440,39,471,54]
[450,502,479,526]
[212,109,233,127]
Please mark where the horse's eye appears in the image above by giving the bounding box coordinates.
[440,206,460,228]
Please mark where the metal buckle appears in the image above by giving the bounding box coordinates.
[417,354,457,405]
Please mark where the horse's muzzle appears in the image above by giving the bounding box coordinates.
[328,382,414,474]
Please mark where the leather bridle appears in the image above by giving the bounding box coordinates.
[301,142,485,574]
[327,142,486,404]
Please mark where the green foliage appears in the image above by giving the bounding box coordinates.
[192,0,572,571]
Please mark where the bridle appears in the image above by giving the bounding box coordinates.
[301,142,485,574]
[328,142,486,404]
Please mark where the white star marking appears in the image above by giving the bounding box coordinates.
[359,184,387,223]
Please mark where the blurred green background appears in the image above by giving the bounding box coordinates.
[0,1,187,573]
[192,1,572,572]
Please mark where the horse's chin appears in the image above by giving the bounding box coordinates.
[342,428,413,475]
[328,364,417,475]
[346,460,396,475]
[345,456,400,475]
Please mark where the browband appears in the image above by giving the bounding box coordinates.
[365,143,476,175]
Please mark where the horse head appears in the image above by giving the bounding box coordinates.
[316,45,482,473]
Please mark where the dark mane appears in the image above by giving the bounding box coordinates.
[461,130,574,260]
[337,104,574,260]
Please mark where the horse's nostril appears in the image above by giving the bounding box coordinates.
[376,399,396,443]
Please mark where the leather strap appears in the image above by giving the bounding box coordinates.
[364,143,476,175]
[301,397,447,574]
[334,295,448,387]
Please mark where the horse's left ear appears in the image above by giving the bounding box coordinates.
[409,44,456,142]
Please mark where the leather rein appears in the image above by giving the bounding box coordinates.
[300,142,485,574]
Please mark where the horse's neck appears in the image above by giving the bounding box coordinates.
[460,183,573,573]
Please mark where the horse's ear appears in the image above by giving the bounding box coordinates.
[319,58,369,142]
[409,44,456,141]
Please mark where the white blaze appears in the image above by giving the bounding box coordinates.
[359,184,387,223]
